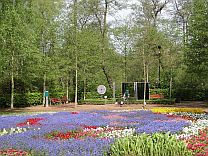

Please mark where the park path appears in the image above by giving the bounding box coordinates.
[1,101,207,113]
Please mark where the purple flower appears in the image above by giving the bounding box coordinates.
[0,110,190,155]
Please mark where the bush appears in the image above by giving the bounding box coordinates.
[26,92,42,106]
[107,133,193,156]
[79,99,116,105]
[150,88,169,98]
[175,88,208,101]
[124,99,175,105]
[84,92,101,99]
[0,96,10,108]
[79,98,175,105]
[49,92,65,98]
[14,94,28,107]
[0,92,43,108]
[0,94,29,108]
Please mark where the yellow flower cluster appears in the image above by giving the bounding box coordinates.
[151,107,204,114]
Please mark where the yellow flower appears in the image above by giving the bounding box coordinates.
[151,107,204,113]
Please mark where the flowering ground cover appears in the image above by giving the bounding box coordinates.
[0,109,207,156]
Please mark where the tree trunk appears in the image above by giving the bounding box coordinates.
[66,76,69,103]
[102,66,113,90]
[143,46,146,108]
[73,0,78,108]
[170,76,172,99]
[146,64,149,82]
[11,53,14,109]
[43,73,46,106]
[75,57,78,107]
[124,42,127,82]
[113,82,116,101]
[83,78,86,101]
[69,71,74,101]
[99,0,113,91]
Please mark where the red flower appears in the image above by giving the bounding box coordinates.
[183,128,208,155]
[16,118,45,127]
[82,125,98,129]
[0,149,29,156]
[71,112,79,114]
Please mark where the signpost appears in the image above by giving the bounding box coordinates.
[44,91,49,107]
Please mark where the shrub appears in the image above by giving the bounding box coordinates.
[26,92,42,106]
[79,98,175,105]
[150,88,169,98]
[175,88,208,101]
[0,92,43,108]
[0,96,10,108]
[14,94,28,107]
[125,99,175,105]
[49,92,65,98]
[79,99,116,105]
[84,92,100,99]
[107,133,193,156]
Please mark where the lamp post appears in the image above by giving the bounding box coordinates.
[158,45,161,88]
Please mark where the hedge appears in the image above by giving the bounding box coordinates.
[79,99,116,105]
[0,92,68,108]
[0,93,42,108]
[79,98,176,105]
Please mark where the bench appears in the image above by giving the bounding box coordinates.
[150,94,164,99]
[50,98,61,105]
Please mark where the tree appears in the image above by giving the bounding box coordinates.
[185,0,208,88]
[172,0,192,45]
[31,0,63,107]
[112,18,134,82]
[131,0,169,86]
[0,0,38,109]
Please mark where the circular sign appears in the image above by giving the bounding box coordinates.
[97,85,106,95]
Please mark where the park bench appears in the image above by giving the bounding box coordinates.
[150,94,164,99]
[50,98,61,105]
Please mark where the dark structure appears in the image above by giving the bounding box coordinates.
[122,82,150,100]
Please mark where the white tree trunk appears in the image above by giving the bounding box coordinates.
[11,54,14,109]
[66,76,69,103]
[74,0,78,108]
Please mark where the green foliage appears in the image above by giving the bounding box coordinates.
[0,92,42,108]
[0,96,10,108]
[26,92,42,106]
[107,133,193,156]
[85,92,100,99]
[128,99,175,105]
[175,88,207,101]
[150,88,169,98]
[79,98,175,105]
[182,0,208,100]
[49,92,65,99]
[79,99,116,105]
[186,0,208,76]
[0,0,207,107]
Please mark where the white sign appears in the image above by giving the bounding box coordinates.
[97,85,106,95]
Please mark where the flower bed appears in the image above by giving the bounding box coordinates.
[0,110,207,155]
